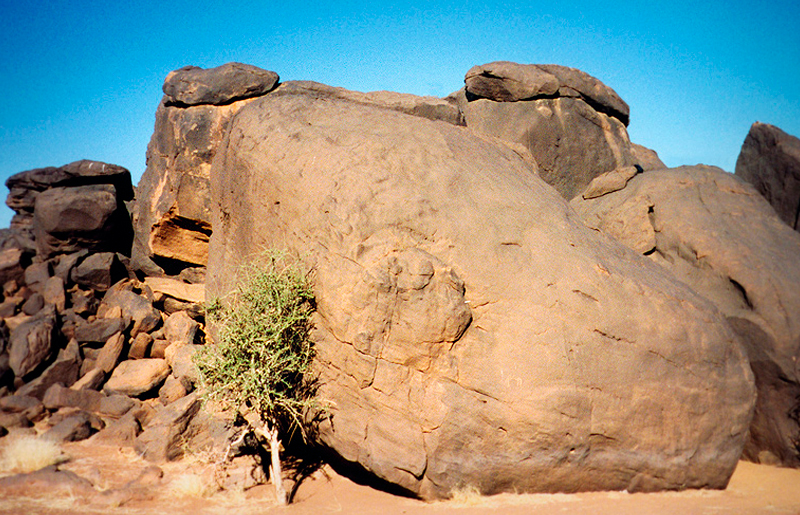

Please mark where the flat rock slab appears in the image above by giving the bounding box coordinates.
[104,359,170,397]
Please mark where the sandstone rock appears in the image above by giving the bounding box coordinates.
[41,276,66,312]
[0,395,44,421]
[74,317,126,344]
[459,62,635,200]
[163,311,198,346]
[150,340,169,359]
[44,383,103,412]
[0,248,30,286]
[144,277,205,304]
[23,261,51,291]
[100,288,161,336]
[0,465,95,498]
[571,165,800,467]
[95,332,125,373]
[33,184,132,259]
[168,344,201,386]
[104,359,170,397]
[129,333,154,360]
[15,339,81,399]
[581,165,643,200]
[0,300,16,318]
[71,368,105,391]
[44,410,103,442]
[21,292,44,315]
[207,91,755,497]
[271,80,464,125]
[158,375,188,405]
[163,62,279,106]
[71,252,128,291]
[8,305,57,378]
[735,122,800,231]
[134,392,201,462]
[98,394,137,417]
[631,143,667,171]
[178,267,206,284]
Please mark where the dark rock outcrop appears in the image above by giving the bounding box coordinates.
[207,88,755,498]
[735,122,800,231]
[571,165,800,467]
[163,62,279,107]
[456,62,637,200]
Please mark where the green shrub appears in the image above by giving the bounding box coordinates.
[195,251,317,504]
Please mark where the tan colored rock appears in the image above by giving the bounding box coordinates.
[571,165,800,467]
[581,165,642,199]
[95,332,125,373]
[163,311,199,346]
[631,143,667,171]
[143,277,204,304]
[207,91,755,498]
[103,359,170,397]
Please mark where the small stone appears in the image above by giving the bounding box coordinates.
[150,340,170,359]
[74,317,126,344]
[41,276,66,312]
[129,333,153,359]
[158,375,187,405]
[163,311,199,346]
[71,368,105,391]
[21,292,44,315]
[95,332,125,373]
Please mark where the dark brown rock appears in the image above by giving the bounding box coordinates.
[95,332,125,373]
[163,62,279,106]
[100,288,161,336]
[735,122,800,231]
[0,395,44,421]
[41,276,66,312]
[8,305,57,378]
[571,165,800,467]
[15,339,81,399]
[207,92,755,498]
[163,311,198,345]
[20,292,44,315]
[23,261,51,291]
[70,252,128,291]
[74,317,126,344]
[44,410,103,442]
[458,63,636,200]
[129,333,153,359]
[0,248,30,286]
[134,392,201,462]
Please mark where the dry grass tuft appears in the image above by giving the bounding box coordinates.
[0,435,66,473]
[168,472,217,499]
[448,485,485,506]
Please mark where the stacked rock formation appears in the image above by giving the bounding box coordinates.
[132,63,280,276]
[735,122,800,232]
[0,161,217,464]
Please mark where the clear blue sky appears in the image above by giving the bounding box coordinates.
[2,0,799,228]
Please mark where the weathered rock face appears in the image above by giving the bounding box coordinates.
[735,122,800,231]
[132,63,282,275]
[571,165,800,467]
[207,90,755,498]
[455,62,637,200]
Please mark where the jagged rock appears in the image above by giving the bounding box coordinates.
[631,143,667,171]
[21,292,44,315]
[143,276,204,305]
[158,375,188,405]
[103,359,170,397]
[8,305,57,378]
[44,409,104,442]
[458,62,636,200]
[52,251,86,282]
[15,339,81,399]
[0,248,30,286]
[167,344,200,386]
[207,91,755,498]
[150,340,169,359]
[129,333,153,359]
[71,368,105,391]
[43,382,135,417]
[0,395,44,421]
[134,392,201,462]
[581,165,643,199]
[71,252,128,291]
[178,267,206,284]
[70,287,98,317]
[735,122,800,231]
[571,165,800,467]
[41,276,66,312]
[74,317,126,344]
[0,300,16,318]
[163,311,198,346]
[163,62,279,106]
[0,411,33,429]
[33,184,132,259]
[95,332,125,373]
[23,261,51,291]
[100,287,161,336]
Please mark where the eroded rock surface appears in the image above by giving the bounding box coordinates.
[207,90,755,498]
[571,165,800,467]
[735,122,800,231]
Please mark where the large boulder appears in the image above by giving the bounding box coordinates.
[163,62,279,106]
[455,62,637,200]
[571,165,800,467]
[207,90,755,498]
[735,122,800,231]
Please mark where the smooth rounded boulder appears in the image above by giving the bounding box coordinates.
[207,88,755,499]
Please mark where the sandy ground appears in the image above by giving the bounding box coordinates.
[1,437,799,515]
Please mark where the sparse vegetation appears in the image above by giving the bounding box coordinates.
[168,472,217,498]
[1,435,65,473]
[194,250,318,505]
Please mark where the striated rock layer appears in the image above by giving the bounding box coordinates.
[572,165,800,467]
[207,89,755,498]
